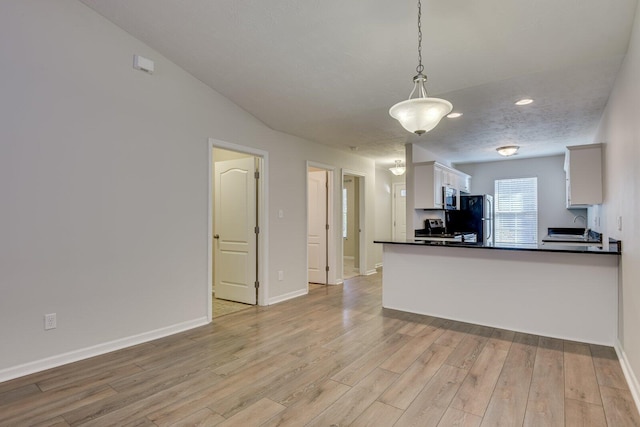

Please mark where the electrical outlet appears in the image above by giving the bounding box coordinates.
[278,270,284,281]
[617,216,623,231]
[44,313,57,330]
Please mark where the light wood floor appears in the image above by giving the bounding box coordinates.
[2,272,640,426]
[343,256,359,280]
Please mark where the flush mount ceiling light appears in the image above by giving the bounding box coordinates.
[389,160,407,176]
[496,145,520,157]
[447,112,463,119]
[515,98,534,106]
[389,0,452,135]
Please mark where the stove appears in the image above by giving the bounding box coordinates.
[414,219,477,243]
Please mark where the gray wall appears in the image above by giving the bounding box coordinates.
[456,155,587,242]
[593,0,640,395]
[0,0,377,377]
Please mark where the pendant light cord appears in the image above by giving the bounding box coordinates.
[416,0,424,75]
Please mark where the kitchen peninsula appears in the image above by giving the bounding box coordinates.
[374,239,621,345]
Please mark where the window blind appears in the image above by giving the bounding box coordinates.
[494,177,538,247]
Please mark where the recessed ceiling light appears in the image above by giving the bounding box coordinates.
[447,112,463,118]
[515,98,534,106]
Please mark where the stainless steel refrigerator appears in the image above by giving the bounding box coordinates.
[446,195,494,245]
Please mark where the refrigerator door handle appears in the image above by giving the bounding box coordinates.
[488,198,493,241]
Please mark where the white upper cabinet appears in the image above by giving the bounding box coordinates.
[565,143,603,207]
[414,162,442,209]
[457,173,471,194]
[414,161,471,209]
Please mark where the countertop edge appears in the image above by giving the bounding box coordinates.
[373,240,622,255]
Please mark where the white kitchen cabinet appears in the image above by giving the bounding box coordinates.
[441,168,454,187]
[565,143,602,207]
[461,175,471,193]
[414,161,471,209]
[434,164,447,207]
[415,162,443,209]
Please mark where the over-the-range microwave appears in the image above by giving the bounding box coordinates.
[443,186,457,210]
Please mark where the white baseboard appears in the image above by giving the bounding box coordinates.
[268,288,307,305]
[0,317,209,384]
[365,269,377,276]
[615,339,640,415]
[336,279,344,285]
[375,262,383,269]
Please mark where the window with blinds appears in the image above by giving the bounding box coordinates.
[494,177,538,247]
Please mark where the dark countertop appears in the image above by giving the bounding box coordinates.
[374,238,622,255]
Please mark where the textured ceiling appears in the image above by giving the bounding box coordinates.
[79,0,638,168]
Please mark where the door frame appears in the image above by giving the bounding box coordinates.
[208,138,269,322]
[306,162,336,287]
[341,169,366,278]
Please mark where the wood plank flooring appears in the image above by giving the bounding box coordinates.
[1,272,639,426]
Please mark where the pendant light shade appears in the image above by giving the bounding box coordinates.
[389,0,452,135]
[389,160,406,176]
[389,96,453,135]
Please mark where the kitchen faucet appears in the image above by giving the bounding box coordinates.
[573,215,589,238]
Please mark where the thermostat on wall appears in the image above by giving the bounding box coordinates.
[133,54,154,74]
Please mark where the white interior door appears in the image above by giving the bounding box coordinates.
[214,157,256,304]
[393,183,407,240]
[308,170,327,284]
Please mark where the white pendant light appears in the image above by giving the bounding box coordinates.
[389,0,452,135]
[389,160,406,176]
[496,145,519,157]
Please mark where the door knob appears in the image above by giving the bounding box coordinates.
[214,234,220,239]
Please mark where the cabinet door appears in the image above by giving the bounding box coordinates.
[566,145,602,207]
[414,164,436,209]
[441,169,453,187]
[464,176,471,193]
[433,166,444,208]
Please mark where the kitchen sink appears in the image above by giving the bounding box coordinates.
[544,234,588,241]
[542,227,602,247]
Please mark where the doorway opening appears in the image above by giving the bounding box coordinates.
[392,182,407,241]
[342,171,365,280]
[208,139,268,321]
[307,163,336,287]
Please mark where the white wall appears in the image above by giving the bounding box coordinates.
[373,167,393,266]
[0,0,376,379]
[411,144,453,167]
[456,156,587,242]
[343,178,356,258]
[593,0,640,400]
